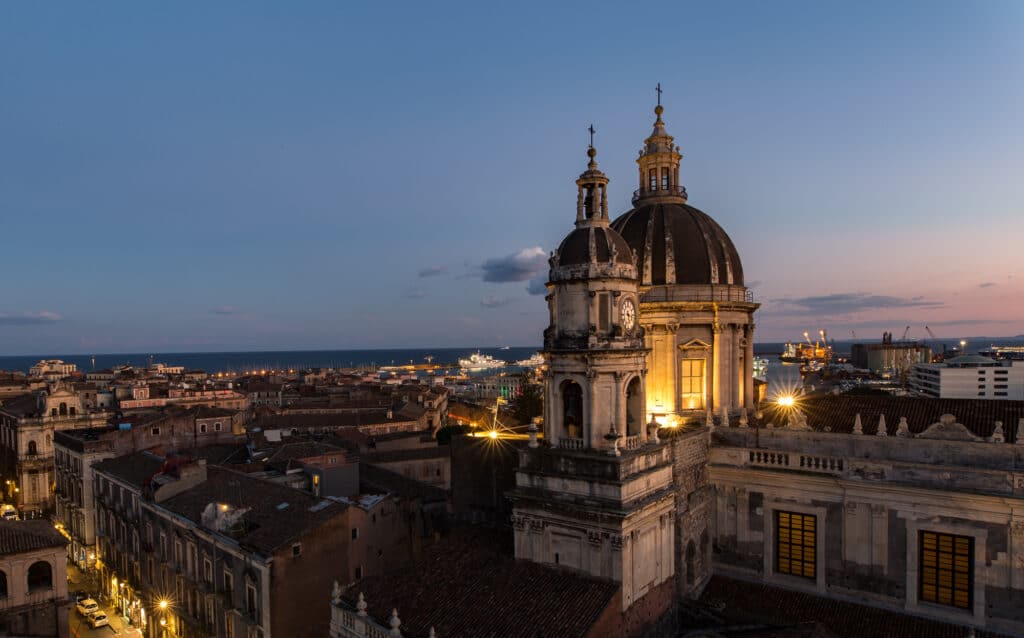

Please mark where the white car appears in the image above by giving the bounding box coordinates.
[0,504,17,520]
[76,599,99,617]
[89,612,109,629]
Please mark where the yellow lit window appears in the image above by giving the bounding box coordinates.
[776,511,815,579]
[680,359,705,410]
[920,531,973,610]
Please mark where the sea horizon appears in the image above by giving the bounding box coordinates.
[2,335,1023,375]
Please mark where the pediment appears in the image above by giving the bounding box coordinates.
[678,338,711,350]
[916,414,981,442]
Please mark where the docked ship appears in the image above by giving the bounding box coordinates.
[458,352,506,371]
[753,357,769,382]
[780,330,834,364]
[513,352,545,367]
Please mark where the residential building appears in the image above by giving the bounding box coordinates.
[92,452,358,637]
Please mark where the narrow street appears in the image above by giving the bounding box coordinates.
[68,564,143,638]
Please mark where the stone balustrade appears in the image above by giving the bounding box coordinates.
[745,449,844,475]
[557,437,585,451]
[622,435,643,451]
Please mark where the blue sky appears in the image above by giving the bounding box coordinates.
[1,2,1022,354]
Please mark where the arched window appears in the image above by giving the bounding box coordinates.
[27,561,52,592]
[685,541,696,585]
[626,377,643,436]
[58,403,67,416]
[50,408,57,417]
[27,440,37,456]
[0,570,7,598]
[69,406,76,416]
[561,381,583,440]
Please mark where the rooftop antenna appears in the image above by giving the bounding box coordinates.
[656,82,662,106]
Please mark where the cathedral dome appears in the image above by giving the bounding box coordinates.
[611,203,744,286]
[556,225,634,267]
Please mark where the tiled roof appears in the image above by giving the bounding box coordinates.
[0,520,67,555]
[93,451,165,488]
[361,446,448,464]
[341,528,619,638]
[254,410,411,430]
[760,395,1024,440]
[158,466,347,555]
[359,463,447,503]
[688,575,1010,637]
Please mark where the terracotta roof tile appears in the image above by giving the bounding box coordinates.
[0,520,67,555]
[760,395,1024,440]
[341,528,618,638]
[689,576,1009,637]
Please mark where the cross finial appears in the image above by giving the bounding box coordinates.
[656,82,662,106]
[588,124,595,148]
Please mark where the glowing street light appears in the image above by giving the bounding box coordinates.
[777,395,796,408]
[488,430,499,439]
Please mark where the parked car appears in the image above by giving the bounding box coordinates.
[0,504,17,520]
[76,598,99,616]
[69,589,89,602]
[90,612,109,628]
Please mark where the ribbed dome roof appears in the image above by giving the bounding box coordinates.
[611,202,743,286]
[556,225,634,267]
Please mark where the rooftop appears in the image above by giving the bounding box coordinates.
[340,528,619,638]
[686,575,1010,637]
[0,520,68,555]
[159,465,347,555]
[93,451,165,488]
[759,395,1024,440]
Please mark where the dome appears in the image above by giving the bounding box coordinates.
[611,202,744,286]
[555,225,634,267]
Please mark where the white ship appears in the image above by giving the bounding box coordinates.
[753,357,769,382]
[514,352,545,367]
[458,352,506,371]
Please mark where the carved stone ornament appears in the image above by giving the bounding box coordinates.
[610,534,625,550]
[588,530,603,546]
[510,514,527,531]
[916,414,982,442]
[1010,520,1024,538]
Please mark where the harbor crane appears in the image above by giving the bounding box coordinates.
[901,325,911,342]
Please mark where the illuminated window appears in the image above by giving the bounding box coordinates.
[648,169,657,190]
[776,511,816,579]
[661,168,669,188]
[680,359,705,410]
[920,531,972,610]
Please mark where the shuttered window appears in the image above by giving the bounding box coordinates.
[776,511,815,579]
[920,531,972,610]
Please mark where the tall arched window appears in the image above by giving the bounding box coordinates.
[27,440,37,456]
[58,403,67,416]
[69,406,76,416]
[27,561,52,592]
[561,381,583,440]
[626,377,643,436]
[0,570,7,598]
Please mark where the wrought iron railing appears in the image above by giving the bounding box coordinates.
[633,185,688,203]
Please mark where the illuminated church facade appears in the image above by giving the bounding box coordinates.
[510,98,1024,636]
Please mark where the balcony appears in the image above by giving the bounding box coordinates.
[632,184,687,203]
[622,435,643,451]
[641,285,753,304]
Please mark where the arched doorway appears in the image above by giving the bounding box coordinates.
[561,381,583,440]
[625,377,642,436]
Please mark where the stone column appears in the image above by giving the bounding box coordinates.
[744,323,755,410]
[731,325,741,409]
[712,322,722,411]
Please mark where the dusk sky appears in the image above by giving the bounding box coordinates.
[2,2,1022,355]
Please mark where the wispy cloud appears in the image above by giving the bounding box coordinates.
[210,305,242,315]
[481,247,547,283]
[418,265,447,278]
[402,288,428,299]
[778,293,943,315]
[979,282,996,288]
[0,310,63,325]
[481,296,512,308]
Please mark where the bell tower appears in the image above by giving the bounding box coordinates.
[635,84,686,205]
[511,136,676,610]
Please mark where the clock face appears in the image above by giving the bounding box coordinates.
[621,300,636,330]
